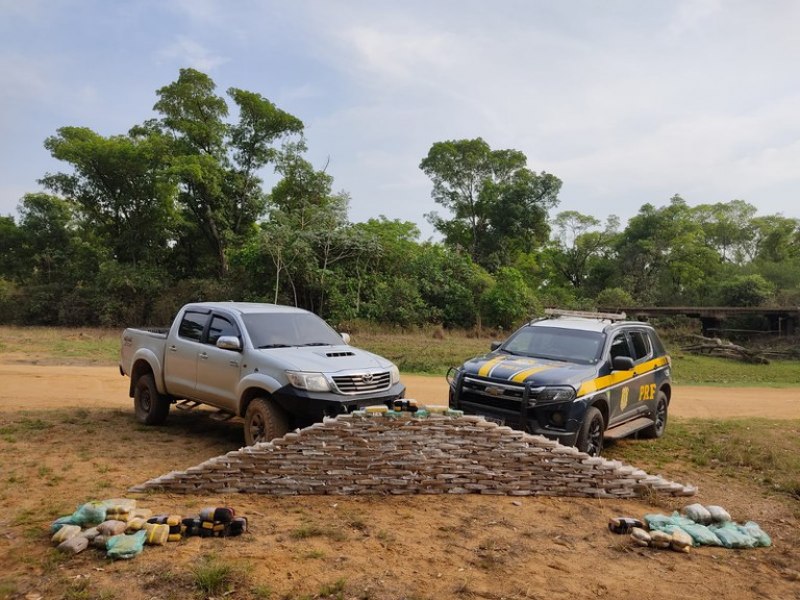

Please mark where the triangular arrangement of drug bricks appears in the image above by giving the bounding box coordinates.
[130,413,696,498]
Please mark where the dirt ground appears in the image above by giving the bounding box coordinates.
[0,362,799,600]
[2,363,799,419]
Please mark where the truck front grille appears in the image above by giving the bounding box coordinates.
[332,372,391,394]
[460,376,526,411]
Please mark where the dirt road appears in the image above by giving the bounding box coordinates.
[2,363,797,419]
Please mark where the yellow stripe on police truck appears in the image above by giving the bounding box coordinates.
[510,365,557,383]
[577,356,669,397]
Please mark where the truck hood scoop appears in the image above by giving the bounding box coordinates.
[325,351,356,358]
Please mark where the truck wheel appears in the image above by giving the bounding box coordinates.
[244,397,289,446]
[576,406,605,456]
[640,391,668,439]
[134,373,170,425]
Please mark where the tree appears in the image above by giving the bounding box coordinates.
[421,138,561,268]
[154,68,303,277]
[693,200,757,264]
[717,274,774,307]
[547,211,619,290]
[41,127,177,266]
[615,196,719,304]
[480,267,538,329]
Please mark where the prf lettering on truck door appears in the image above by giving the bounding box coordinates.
[638,383,656,401]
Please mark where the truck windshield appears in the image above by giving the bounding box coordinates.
[242,312,344,349]
[501,326,604,364]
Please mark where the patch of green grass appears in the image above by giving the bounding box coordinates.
[671,353,800,386]
[0,580,18,598]
[191,558,236,596]
[607,417,800,499]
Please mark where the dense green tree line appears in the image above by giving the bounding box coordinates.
[1,69,799,329]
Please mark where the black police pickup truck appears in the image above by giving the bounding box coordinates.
[448,309,672,455]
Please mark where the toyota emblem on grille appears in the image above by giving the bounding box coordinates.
[361,373,374,383]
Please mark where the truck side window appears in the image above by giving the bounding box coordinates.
[207,315,239,346]
[178,311,208,342]
[609,334,632,360]
[629,331,652,361]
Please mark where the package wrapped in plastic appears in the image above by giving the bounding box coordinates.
[71,501,107,527]
[649,531,672,549]
[50,516,77,533]
[82,527,100,541]
[102,498,137,522]
[668,527,693,552]
[144,523,169,546]
[91,535,107,549]
[644,512,694,532]
[100,498,137,513]
[129,508,153,521]
[125,517,148,533]
[679,523,722,546]
[57,535,88,554]
[709,523,757,549]
[741,521,772,547]
[106,530,147,560]
[705,505,732,523]
[199,507,235,523]
[97,520,127,537]
[681,503,712,524]
[51,525,82,544]
[630,527,651,547]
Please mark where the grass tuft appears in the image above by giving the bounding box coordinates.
[191,558,236,596]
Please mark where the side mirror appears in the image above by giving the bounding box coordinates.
[216,336,242,351]
[490,341,502,351]
[340,332,351,345]
[612,356,634,371]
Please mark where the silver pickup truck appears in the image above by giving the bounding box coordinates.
[120,302,405,445]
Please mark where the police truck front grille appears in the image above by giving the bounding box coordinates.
[332,372,391,394]
[460,376,526,411]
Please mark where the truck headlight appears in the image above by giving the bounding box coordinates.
[286,371,331,392]
[389,365,400,385]
[533,386,576,405]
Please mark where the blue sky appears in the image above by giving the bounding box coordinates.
[2,0,799,238]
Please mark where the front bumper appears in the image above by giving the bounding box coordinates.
[272,382,406,421]
[449,371,583,446]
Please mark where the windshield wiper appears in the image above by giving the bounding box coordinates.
[299,342,331,347]
[257,343,291,349]
[500,348,521,356]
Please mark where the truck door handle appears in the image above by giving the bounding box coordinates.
[169,345,177,352]
[199,352,208,360]
[229,360,239,367]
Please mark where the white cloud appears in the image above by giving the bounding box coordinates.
[157,36,228,71]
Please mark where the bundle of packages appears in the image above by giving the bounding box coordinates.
[185,507,247,538]
[147,515,184,541]
[103,499,137,522]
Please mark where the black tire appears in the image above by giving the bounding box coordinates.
[134,373,170,425]
[576,406,605,456]
[244,397,289,446]
[640,391,668,439]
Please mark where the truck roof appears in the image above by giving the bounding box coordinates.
[185,302,309,315]
[530,317,653,333]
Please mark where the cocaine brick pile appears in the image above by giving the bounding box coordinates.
[131,405,696,499]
